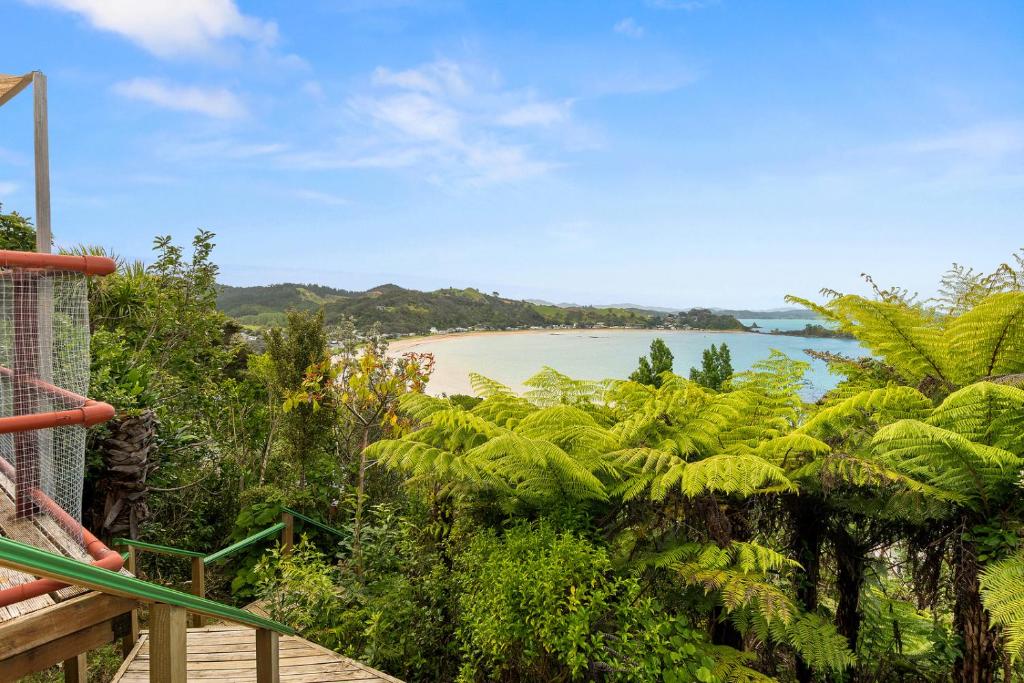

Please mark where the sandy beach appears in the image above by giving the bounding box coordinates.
[386,327,764,396]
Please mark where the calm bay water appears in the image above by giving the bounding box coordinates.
[397,324,863,401]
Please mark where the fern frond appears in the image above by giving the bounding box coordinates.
[396,392,451,423]
[830,295,951,386]
[946,292,1024,383]
[980,553,1024,662]
[872,420,1024,509]
[469,372,515,399]
[656,454,796,500]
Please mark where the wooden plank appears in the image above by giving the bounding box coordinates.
[149,604,187,683]
[63,652,87,683]
[0,590,137,659]
[0,73,32,108]
[0,615,127,680]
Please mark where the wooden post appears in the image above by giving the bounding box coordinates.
[190,557,205,628]
[121,545,140,655]
[255,628,280,683]
[149,603,187,683]
[281,512,294,556]
[62,652,86,683]
[32,71,50,252]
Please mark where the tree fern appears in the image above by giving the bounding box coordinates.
[946,292,1024,382]
[980,553,1024,661]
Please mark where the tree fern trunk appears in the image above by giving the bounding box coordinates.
[953,534,997,683]
[834,527,865,655]
[97,410,156,540]
[790,495,823,683]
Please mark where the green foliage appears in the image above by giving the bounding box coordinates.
[0,203,36,251]
[980,552,1024,662]
[265,309,334,485]
[454,523,718,682]
[630,338,674,387]
[690,343,733,391]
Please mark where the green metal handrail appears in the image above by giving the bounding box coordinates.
[112,537,205,558]
[0,535,293,634]
[283,506,346,539]
[203,522,285,566]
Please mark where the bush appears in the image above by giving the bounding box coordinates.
[454,523,716,682]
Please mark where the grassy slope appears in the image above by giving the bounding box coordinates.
[217,283,660,334]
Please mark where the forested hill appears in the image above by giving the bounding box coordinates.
[217,282,673,334]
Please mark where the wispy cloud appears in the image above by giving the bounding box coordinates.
[613,18,645,39]
[899,122,1024,159]
[291,189,350,206]
[283,59,572,185]
[112,78,248,119]
[24,0,277,59]
[496,101,572,127]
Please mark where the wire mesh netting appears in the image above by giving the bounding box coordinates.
[0,267,91,546]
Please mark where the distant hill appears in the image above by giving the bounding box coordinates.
[713,308,821,319]
[526,300,819,319]
[217,283,665,334]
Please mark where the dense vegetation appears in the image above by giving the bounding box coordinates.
[762,324,854,339]
[5,204,1024,682]
[217,282,747,334]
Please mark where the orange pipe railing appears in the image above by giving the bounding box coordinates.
[0,456,124,605]
[0,365,115,433]
[0,249,123,606]
[0,251,115,275]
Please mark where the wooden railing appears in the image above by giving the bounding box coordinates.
[113,508,344,629]
[0,535,293,683]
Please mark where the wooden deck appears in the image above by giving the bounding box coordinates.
[111,624,404,683]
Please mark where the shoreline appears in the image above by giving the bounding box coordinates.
[387,326,752,355]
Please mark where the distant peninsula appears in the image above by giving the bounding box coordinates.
[215,283,792,335]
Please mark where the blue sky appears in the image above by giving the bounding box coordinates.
[1,1,1022,308]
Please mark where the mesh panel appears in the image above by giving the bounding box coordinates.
[0,267,90,546]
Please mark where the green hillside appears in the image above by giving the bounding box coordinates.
[217,283,667,334]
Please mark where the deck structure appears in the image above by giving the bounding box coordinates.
[112,624,403,683]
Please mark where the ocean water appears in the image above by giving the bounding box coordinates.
[399,328,864,401]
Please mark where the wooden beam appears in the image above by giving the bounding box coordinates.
[190,557,206,628]
[0,73,33,108]
[0,614,129,681]
[255,628,280,683]
[149,603,187,683]
[281,512,294,556]
[33,71,51,252]
[122,607,140,658]
[63,652,86,683]
[0,591,138,659]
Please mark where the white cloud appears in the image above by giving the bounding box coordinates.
[901,122,1024,159]
[372,60,470,97]
[112,78,247,119]
[24,0,277,58]
[497,101,572,127]
[614,18,645,39]
[291,189,350,206]
[325,59,573,185]
[354,92,461,142]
